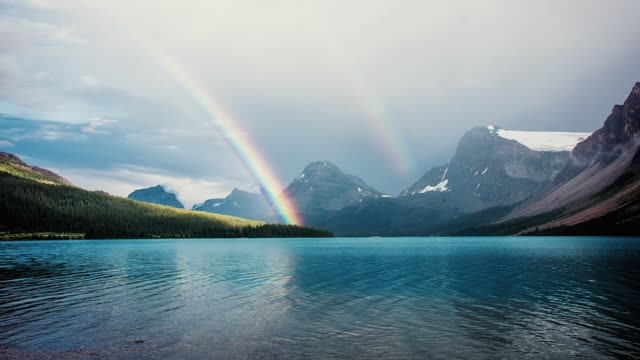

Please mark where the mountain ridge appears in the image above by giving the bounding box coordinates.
[282,160,384,218]
[500,82,640,233]
[0,152,73,186]
[4,82,640,237]
[128,185,184,209]
[193,188,275,221]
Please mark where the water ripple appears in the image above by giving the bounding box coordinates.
[0,237,639,359]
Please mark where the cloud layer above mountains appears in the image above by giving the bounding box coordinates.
[1,0,639,200]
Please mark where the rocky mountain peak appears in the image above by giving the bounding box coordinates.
[401,125,571,213]
[192,188,274,221]
[297,160,343,180]
[127,185,184,209]
[567,82,640,168]
[229,188,243,196]
[284,160,382,215]
[632,82,640,96]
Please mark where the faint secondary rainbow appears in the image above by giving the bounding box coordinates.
[343,72,414,174]
[155,53,302,226]
[321,40,414,174]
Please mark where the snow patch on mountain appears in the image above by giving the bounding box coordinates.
[419,179,449,193]
[488,125,590,152]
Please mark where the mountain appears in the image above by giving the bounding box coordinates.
[496,82,640,235]
[282,160,383,218]
[400,125,583,213]
[0,152,72,186]
[128,185,184,209]
[193,188,275,221]
[319,125,587,235]
[0,153,332,239]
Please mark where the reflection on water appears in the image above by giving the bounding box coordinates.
[1,237,639,359]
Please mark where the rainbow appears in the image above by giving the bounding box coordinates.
[318,37,414,174]
[79,4,302,225]
[344,74,414,173]
[155,53,303,226]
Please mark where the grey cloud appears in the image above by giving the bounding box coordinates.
[0,0,639,194]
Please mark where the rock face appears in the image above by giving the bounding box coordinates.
[192,188,274,221]
[555,82,640,183]
[505,82,640,232]
[127,185,184,209]
[282,160,383,216]
[320,126,583,235]
[401,126,573,213]
[575,83,640,162]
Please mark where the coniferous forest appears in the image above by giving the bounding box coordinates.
[0,172,332,239]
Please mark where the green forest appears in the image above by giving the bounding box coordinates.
[0,171,332,239]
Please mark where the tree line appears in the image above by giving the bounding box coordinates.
[0,172,332,239]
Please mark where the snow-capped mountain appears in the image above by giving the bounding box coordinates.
[282,160,383,216]
[400,125,578,213]
[135,82,640,237]
[192,188,275,221]
[318,125,583,235]
[340,81,640,237]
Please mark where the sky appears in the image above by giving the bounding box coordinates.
[0,0,639,208]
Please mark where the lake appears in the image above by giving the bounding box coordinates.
[1,237,639,359]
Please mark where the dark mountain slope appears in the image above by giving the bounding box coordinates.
[282,160,383,218]
[502,82,640,233]
[128,185,184,209]
[193,188,275,221]
[401,126,572,213]
[319,125,578,235]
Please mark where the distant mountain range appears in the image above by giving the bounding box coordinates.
[192,188,275,220]
[0,153,331,239]
[316,125,583,235]
[128,185,184,209]
[150,160,386,223]
[10,82,640,237]
[126,82,640,236]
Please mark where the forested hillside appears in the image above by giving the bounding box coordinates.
[0,171,331,239]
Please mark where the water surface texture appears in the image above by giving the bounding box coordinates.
[1,237,639,359]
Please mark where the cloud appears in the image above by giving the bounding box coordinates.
[7,122,86,142]
[0,0,639,194]
[0,15,86,112]
[58,164,248,208]
[11,124,87,143]
[81,117,118,134]
[0,0,66,9]
[0,140,14,148]
[0,114,256,207]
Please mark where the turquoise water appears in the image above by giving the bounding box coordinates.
[1,237,639,359]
